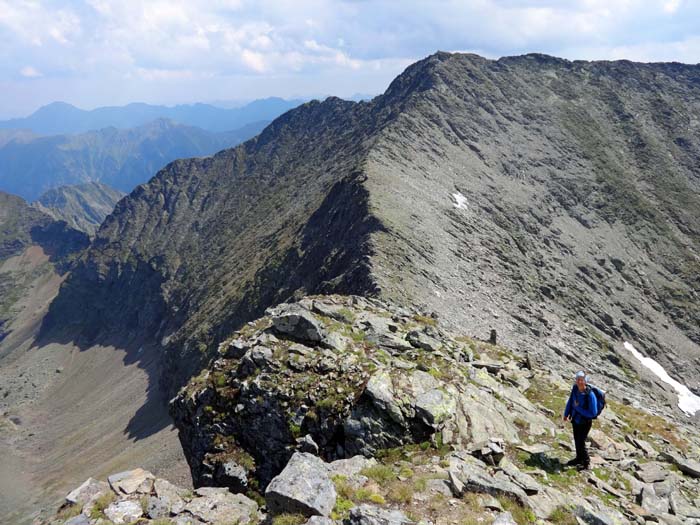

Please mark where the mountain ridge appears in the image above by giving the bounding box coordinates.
[42,51,700,409]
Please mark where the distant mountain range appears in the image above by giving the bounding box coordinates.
[0,97,304,135]
[0,118,268,200]
[33,182,125,236]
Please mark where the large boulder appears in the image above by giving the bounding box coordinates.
[265,452,337,517]
[272,306,325,343]
[107,468,155,495]
[65,477,110,505]
[447,452,530,507]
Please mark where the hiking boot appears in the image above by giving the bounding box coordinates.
[566,458,581,467]
[577,462,590,471]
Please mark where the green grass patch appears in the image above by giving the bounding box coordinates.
[549,505,577,525]
[497,495,537,524]
[272,513,307,525]
[361,464,395,484]
[89,491,116,520]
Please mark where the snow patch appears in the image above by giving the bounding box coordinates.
[623,341,700,416]
[452,192,468,210]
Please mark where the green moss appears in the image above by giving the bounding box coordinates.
[331,497,355,520]
[288,422,302,438]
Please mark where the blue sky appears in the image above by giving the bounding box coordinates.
[1,0,699,117]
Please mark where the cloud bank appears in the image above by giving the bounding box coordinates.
[1,0,699,116]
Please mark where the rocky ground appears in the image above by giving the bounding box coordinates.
[42,295,700,525]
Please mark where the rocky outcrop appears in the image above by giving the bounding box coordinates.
[170,295,551,489]
[166,294,700,525]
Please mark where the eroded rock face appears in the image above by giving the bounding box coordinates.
[170,295,547,490]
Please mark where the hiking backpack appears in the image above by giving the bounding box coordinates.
[585,385,606,418]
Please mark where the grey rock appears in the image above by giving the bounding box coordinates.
[640,484,669,515]
[297,434,320,454]
[499,458,542,495]
[573,504,629,525]
[219,338,249,359]
[322,331,351,352]
[64,516,90,525]
[272,307,325,343]
[266,452,337,516]
[185,489,258,524]
[327,455,376,478]
[661,451,700,478]
[448,453,529,506]
[146,496,170,519]
[493,511,518,525]
[636,462,668,484]
[348,504,413,525]
[407,330,442,352]
[305,516,336,525]
[107,468,155,495]
[364,370,404,424]
[153,478,188,514]
[425,478,453,497]
[414,388,455,426]
[104,500,143,524]
[65,477,110,505]
[669,490,700,518]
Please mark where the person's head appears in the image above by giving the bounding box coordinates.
[575,370,587,391]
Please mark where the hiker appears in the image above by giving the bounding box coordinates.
[563,370,598,470]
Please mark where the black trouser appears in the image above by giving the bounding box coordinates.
[572,419,592,465]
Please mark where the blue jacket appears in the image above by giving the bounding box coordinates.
[564,386,597,424]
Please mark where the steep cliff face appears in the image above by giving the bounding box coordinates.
[45,52,700,407]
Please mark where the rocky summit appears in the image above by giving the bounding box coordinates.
[45,295,700,525]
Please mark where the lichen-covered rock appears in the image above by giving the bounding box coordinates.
[265,452,337,517]
[185,487,258,524]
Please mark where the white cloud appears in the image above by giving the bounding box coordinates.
[1,0,700,114]
[19,65,41,78]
